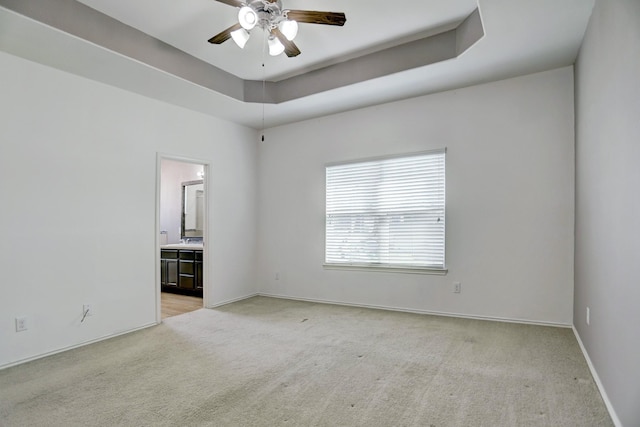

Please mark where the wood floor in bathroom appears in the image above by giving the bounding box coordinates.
[161,292,203,319]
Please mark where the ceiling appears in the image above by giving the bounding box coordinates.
[0,0,595,129]
[75,0,480,82]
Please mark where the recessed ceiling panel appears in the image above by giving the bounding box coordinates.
[75,0,479,80]
[1,0,595,129]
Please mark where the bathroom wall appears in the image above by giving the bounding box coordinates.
[160,159,203,244]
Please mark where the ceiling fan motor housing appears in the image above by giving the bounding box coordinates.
[249,0,287,30]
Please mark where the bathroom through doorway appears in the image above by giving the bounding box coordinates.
[157,156,208,321]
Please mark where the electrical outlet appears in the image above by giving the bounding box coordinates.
[586,307,590,326]
[453,282,461,293]
[275,272,280,281]
[15,317,28,332]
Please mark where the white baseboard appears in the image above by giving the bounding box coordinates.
[1,293,258,370]
[256,292,572,328]
[0,322,157,371]
[3,294,616,426]
[206,293,258,309]
[572,326,622,427]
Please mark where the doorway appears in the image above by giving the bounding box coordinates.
[157,156,208,321]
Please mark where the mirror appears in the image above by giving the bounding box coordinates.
[181,180,204,239]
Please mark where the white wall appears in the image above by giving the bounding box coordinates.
[160,159,203,244]
[258,67,575,325]
[574,0,640,425]
[0,51,258,368]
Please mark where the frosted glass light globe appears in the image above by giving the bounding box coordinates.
[279,20,298,41]
[238,6,257,30]
[268,37,285,56]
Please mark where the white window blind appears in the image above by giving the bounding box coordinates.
[325,150,446,270]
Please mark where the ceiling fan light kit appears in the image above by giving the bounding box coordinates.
[238,6,258,30]
[279,19,298,41]
[209,0,346,57]
[230,27,250,48]
[268,36,285,56]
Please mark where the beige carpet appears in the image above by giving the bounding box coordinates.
[0,296,612,426]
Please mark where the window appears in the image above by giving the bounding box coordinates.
[325,150,446,272]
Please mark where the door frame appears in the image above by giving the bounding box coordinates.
[155,153,211,323]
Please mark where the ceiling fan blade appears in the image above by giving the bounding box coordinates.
[213,0,244,7]
[208,23,242,44]
[286,10,346,26]
[272,28,301,57]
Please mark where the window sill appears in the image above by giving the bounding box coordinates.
[323,263,448,276]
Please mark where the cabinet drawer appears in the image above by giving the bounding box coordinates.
[179,251,195,260]
[161,250,178,260]
[179,275,195,289]
[180,261,194,275]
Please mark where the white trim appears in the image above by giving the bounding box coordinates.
[572,327,623,427]
[0,293,255,370]
[0,323,157,371]
[155,154,163,324]
[325,147,447,168]
[256,293,572,328]
[206,293,258,309]
[323,263,448,275]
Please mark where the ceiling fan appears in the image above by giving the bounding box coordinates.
[207,0,346,57]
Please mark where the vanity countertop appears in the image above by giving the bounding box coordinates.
[161,243,203,250]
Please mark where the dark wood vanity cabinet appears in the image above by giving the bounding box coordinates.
[160,250,179,288]
[161,248,203,296]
